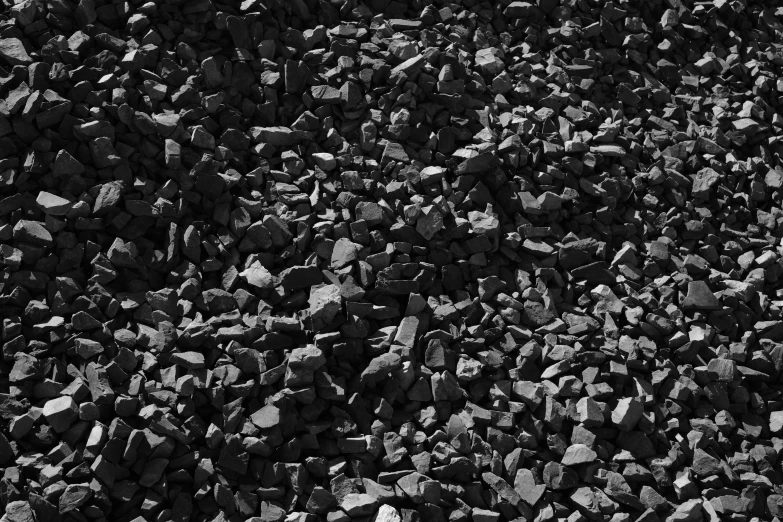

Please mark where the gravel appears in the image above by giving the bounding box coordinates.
[1,0,783,522]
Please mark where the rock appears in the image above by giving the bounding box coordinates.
[280,265,323,289]
[522,301,554,327]
[640,486,669,513]
[289,346,326,370]
[36,192,73,216]
[513,468,546,506]
[139,457,168,487]
[331,238,358,269]
[240,260,275,289]
[251,126,299,146]
[706,358,736,382]
[543,462,579,490]
[13,220,52,247]
[767,495,783,518]
[306,486,336,514]
[559,239,598,269]
[340,493,378,517]
[570,487,601,520]
[10,353,40,383]
[93,181,122,214]
[4,501,35,522]
[373,505,402,522]
[0,38,32,65]
[612,398,644,431]
[258,502,286,522]
[391,55,425,76]
[59,484,91,514]
[382,141,409,163]
[691,449,722,477]
[692,168,721,199]
[504,1,534,17]
[170,351,205,369]
[710,495,749,516]
[416,206,443,240]
[682,281,721,310]
[571,262,616,284]
[576,397,604,427]
[475,48,505,75]
[561,444,598,466]
[312,152,336,171]
[42,396,78,433]
[770,411,783,433]
[455,153,496,175]
[482,472,521,506]
[361,353,402,385]
[666,499,702,522]
[732,118,765,136]
[308,284,342,331]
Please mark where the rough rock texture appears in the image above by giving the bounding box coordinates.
[1,1,783,522]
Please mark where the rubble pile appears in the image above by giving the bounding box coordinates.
[0,0,783,521]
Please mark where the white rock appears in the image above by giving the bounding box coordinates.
[373,504,401,522]
[770,411,783,433]
[239,261,275,289]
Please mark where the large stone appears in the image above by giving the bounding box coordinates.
[770,411,783,433]
[169,351,205,369]
[251,404,280,429]
[612,397,643,431]
[250,126,299,146]
[691,448,722,477]
[5,501,35,522]
[331,238,358,269]
[482,472,521,506]
[289,346,326,371]
[312,152,336,171]
[361,353,402,385]
[416,205,443,240]
[35,191,72,216]
[543,462,579,490]
[340,493,378,517]
[240,260,275,289]
[279,265,322,289]
[667,499,703,522]
[475,48,505,75]
[381,141,409,163]
[305,486,335,515]
[13,220,52,247]
[692,167,721,198]
[682,280,721,310]
[561,444,598,466]
[522,301,554,327]
[373,505,402,522]
[307,284,341,331]
[93,181,122,214]
[0,38,32,65]
[42,396,78,433]
[59,484,92,514]
[514,469,546,507]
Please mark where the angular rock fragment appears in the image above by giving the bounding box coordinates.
[0,38,32,65]
[42,397,78,433]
